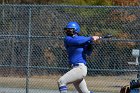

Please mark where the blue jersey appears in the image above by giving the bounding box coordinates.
[64,35,93,65]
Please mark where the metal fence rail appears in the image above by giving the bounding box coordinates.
[0,5,140,93]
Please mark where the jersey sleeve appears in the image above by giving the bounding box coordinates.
[64,36,93,46]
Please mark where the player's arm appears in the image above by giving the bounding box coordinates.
[85,36,101,56]
[65,36,93,45]
[85,35,112,56]
[65,36,101,45]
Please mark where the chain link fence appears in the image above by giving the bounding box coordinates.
[0,5,140,93]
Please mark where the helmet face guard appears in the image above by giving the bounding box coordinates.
[64,28,75,36]
[64,28,74,31]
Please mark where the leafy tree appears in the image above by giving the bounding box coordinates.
[1,0,139,6]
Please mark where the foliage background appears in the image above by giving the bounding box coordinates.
[0,0,140,6]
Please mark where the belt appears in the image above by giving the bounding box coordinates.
[71,63,86,67]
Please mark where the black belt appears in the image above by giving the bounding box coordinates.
[71,63,86,67]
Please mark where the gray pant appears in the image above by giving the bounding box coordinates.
[58,63,90,93]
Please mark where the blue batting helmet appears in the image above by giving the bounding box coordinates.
[64,22,80,33]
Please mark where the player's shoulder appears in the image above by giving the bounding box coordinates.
[64,36,72,40]
[64,36,72,42]
[73,35,85,38]
[64,35,86,40]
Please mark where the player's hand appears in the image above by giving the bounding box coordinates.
[92,36,100,41]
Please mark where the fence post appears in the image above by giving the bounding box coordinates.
[26,7,32,93]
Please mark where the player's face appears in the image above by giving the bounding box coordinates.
[64,28,74,36]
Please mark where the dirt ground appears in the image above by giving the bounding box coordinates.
[0,74,137,93]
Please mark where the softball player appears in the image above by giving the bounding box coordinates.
[58,22,100,93]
